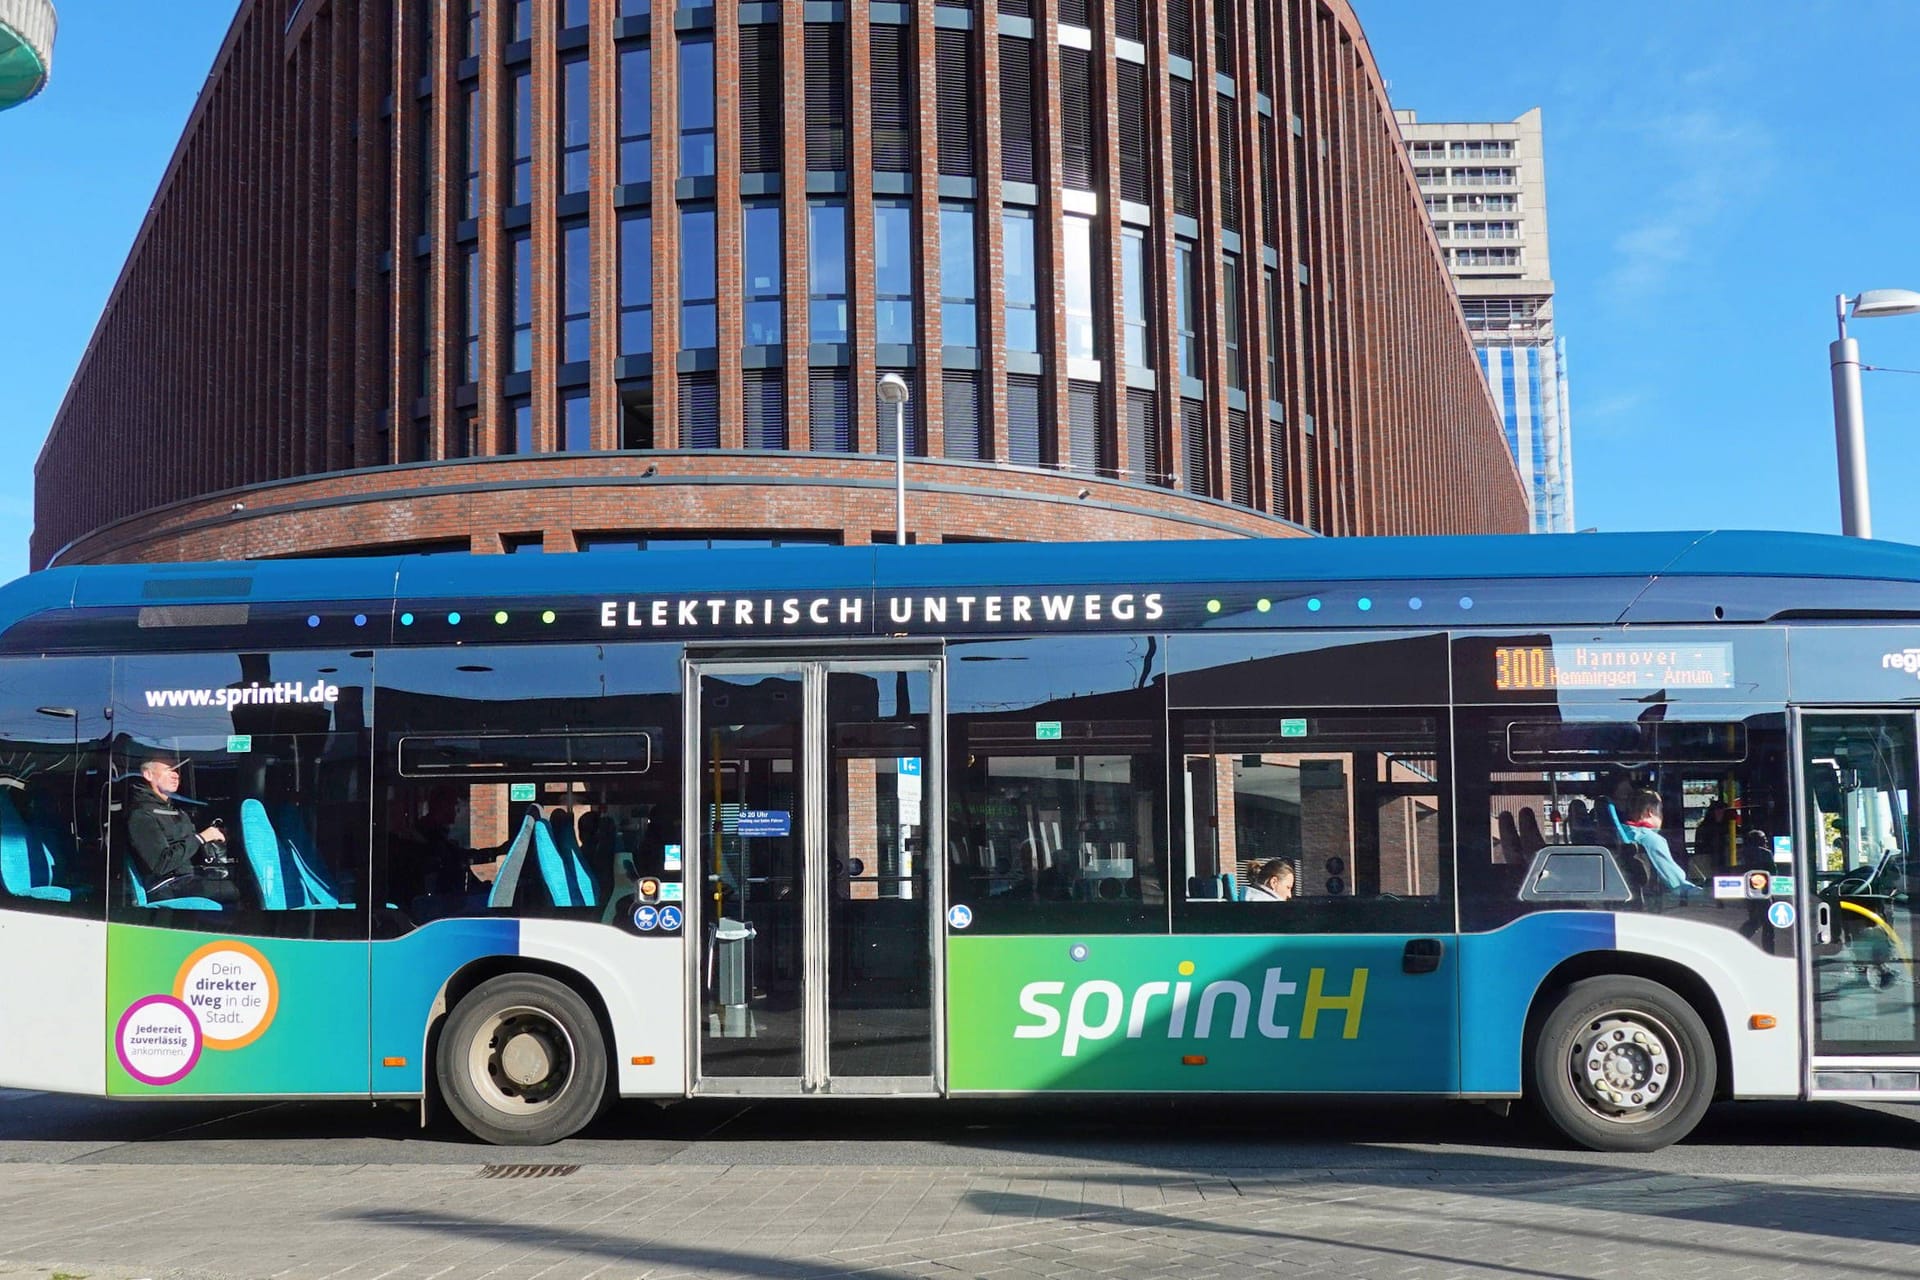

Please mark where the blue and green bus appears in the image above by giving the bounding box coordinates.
[4,530,1920,1151]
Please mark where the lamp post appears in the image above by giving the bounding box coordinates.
[1830,288,1920,538]
[877,373,912,545]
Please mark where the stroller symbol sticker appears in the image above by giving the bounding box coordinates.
[947,904,973,930]
[633,905,659,931]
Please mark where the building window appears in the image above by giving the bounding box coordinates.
[1174,239,1199,382]
[1264,264,1282,393]
[870,24,912,173]
[460,86,480,220]
[1060,47,1094,192]
[562,57,590,195]
[1170,77,1197,218]
[621,380,655,448]
[680,37,715,178]
[743,202,782,346]
[935,29,973,177]
[509,232,533,373]
[619,44,651,185]
[461,246,480,383]
[619,0,650,16]
[740,26,781,174]
[808,200,848,343]
[509,71,532,206]
[805,24,848,170]
[1121,227,1152,371]
[510,0,530,42]
[562,389,592,451]
[415,258,434,398]
[1450,138,1514,159]
[940,203,977,347]
[875,369,918,456]
[1068,379,1101,474]
[680,206,717,348]
[1222,253,1244,391]
[562,0,588,28]
[999,36,1035,184]
[1117,61,1149,205]
[1003,210,1039,353]
[620,213,653,356]
[809,367,851,451]
[678,372,719,448]
[1007,371,1043,466]
[875,199,914,346]
[1063,213,1097,362]
[744,368,786,448]
[508,396,533,453]
[561,222,590,364]
[943,369,981,460]
[461,0,481,58]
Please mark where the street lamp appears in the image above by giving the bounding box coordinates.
[877,373,912,545]
[1831,288,1920,538]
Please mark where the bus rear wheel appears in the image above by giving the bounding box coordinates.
[437,973,609,1146]
[1529,975,1715,1153]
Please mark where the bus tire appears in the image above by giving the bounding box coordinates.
[1529,975,1715,1153]
[436,973,609,1146]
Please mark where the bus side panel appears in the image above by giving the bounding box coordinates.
[106,924,369,1096]
[518,920,687,1096]
[947,933,1456,1093]
[1458,913,1615,1095]
[1613,914,1800,1098]
[0,915,105,1093]
[369,918,519,1095]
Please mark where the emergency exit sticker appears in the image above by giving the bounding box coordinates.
[510,783,537,802]
[226,735,252,753]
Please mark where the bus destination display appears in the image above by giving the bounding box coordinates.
[1494,642,1736,692]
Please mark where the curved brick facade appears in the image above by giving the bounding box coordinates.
[33,0,1525,568]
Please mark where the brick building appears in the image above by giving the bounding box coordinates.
[32,0,1526,568]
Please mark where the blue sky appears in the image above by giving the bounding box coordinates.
[2,4,1918,584]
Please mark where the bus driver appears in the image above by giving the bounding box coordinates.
[125,752,241,907]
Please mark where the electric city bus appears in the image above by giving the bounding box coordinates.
[3,531,1920,1151]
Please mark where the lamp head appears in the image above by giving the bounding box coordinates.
[1851,289,1920,320]
[876,372,911,405]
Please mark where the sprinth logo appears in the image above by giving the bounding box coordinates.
[1014,965,1369,1057]
[1882,649,1920,679]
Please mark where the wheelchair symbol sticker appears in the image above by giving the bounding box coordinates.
[658,905,683,932]
[947,904,973,930]
[633,905,659,931]
[1767,901,1796,930]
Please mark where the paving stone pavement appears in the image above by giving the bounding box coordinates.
[0,1158,1917,1279]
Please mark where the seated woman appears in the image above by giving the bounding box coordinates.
[1242,859,1295,902]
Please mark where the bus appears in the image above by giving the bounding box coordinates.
[3,530,1919,1152]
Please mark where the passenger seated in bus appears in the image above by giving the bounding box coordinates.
[1621,789,1699,897]
[1242,859,1294,902]
[124,753,241,907]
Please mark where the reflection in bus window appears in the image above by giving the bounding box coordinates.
[947,637,1166,933]
[1455,709,1790,936]
[1174,714,1451,934]
[0,658,110,919]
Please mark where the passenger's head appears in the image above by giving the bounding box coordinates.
[423,786,460,827]
[138,753,185,797]
[1254,859,1295,900]
[1626,789,1662,824]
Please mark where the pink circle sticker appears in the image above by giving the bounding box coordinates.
[115,994,203,1086]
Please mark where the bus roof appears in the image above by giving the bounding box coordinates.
[7,530,1920,637]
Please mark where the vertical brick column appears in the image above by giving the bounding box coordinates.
[911,0,946,460]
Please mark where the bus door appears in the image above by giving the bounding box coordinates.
[1797,711,1920,1098]
[687,658,942,1095]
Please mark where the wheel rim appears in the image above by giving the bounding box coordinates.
[1566,1008,1685,1126]
[466,1004,576,1116]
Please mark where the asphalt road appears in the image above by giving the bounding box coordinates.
[1,1092,1918,1278]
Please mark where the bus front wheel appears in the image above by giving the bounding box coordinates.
[436,973,610,1146]
[1529,975,1715,1153]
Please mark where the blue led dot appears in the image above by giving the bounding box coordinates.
[353,613,367,627]
[306,615,320,629]
[1408,596,1423,611]
[1458,595,1474,611]
[1357,597,1373,612]
[1306,598,1322,613]
[400,612,414,627]
[448,612,462,626]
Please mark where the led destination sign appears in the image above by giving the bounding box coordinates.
[1494,642,1736,692]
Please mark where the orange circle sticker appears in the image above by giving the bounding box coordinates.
[172,940,280,1050]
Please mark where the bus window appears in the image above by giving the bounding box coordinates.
[1172,713,1453,934]
[374,644,683,934]
[1454,707,1791,938]
[947,637,1166,933]
[0,658,111,921]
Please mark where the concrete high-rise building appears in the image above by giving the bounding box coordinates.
[1395,107,1573,534]
[34,0,1528,568]
[0,0,56,110]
